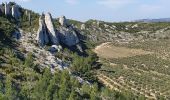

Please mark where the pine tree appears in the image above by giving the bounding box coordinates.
[5,76,16,100]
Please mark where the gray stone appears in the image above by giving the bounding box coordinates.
[59,16,68,26]
[28,12,31,25]
[81,24,86,30]
[45,13,59,45]
[50,45,62,52]
[5,2,10,15]
[0,5,3,15]
[59,26,79,47]
[12,4,21,19]
[36,14,49,46]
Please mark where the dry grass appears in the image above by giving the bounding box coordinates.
[94,42,152,59]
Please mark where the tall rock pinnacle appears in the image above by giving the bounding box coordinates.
[12,4,21,19]
[36,14,49,46]
[5,2,10,15]
[45,13,59,45]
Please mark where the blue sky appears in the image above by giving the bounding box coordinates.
[1,0,170,22]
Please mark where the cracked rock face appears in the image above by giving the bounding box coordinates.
[36,13,59,46]
[59,26,79,47]
[45,13,59,45]
[36,14,49,46]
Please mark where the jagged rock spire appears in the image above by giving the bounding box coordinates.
[12,4,20,19]
[36,13,59,46]
[45,13,59,45]
[5,2,10,15]
[36,13,49,46]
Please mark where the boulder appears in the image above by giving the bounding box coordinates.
[49,45,62,52]
[59,16,68,27]
[45,13,59,45]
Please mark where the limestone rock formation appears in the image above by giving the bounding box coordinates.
[5,2,10,15]
[36,13,59,46]
[36,14,49,46]
[12,4,21,19]
[59,26,79,47]
[45,13,59,45]
[0,2,21,19]
[59,16,68,27]
[57,16,80,47]
[36,13,80,50]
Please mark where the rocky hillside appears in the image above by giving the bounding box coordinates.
[1,1,170,100]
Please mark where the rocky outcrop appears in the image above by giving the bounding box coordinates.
[36,14,81,51]
[12,4,21,19]
[45,13,59,45]
[36,13,59,46]
[59,16,68,27]
[0,2,21,19]
[58,16,80,47]
[36,14,49,46]
[5,2,10,15]
[59,26,79,47]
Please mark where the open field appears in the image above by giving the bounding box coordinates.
[94,42,151,59]
[96,40,170,99]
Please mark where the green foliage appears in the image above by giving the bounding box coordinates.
[0,16,16,41]
[24,52,34,68]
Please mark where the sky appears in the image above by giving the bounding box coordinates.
[1,0,170,22]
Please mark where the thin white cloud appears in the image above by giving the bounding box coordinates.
[65,0,78,5]
[98,0,135,9]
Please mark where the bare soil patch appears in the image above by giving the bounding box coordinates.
[94,42,151,59]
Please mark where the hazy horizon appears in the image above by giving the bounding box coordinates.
[1,0,170,22]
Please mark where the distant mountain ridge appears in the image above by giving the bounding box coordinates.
[135,18,170,22]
